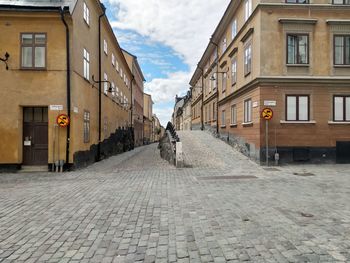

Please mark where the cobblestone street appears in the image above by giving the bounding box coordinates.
[1,134,350,263]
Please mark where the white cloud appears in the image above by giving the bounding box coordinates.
[108,0,229,68]
[104,0,230,125]
[144,71,190,104]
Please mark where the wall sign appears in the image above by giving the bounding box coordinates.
[50,105,63,111]
[264,100,276,107]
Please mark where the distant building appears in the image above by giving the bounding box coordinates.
[143,93,153,144]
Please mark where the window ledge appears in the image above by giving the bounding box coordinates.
[242,122,253,127]
[328,121,350,125]
[286,64,309,67]
[280,120,316,124]
[230,124,238,128]
[220,125,226,128]
[334,65,350,68]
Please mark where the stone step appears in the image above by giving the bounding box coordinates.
[20,165,48,173]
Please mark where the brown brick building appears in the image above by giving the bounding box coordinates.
[190,0,350,164]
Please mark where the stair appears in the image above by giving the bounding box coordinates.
[20,165,48,173]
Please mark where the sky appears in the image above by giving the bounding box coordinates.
[102,0,231,126]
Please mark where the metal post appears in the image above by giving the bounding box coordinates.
[266,120,269,166]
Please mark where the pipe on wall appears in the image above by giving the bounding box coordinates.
[60,7,71,168]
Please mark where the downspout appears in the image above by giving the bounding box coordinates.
[97,4,106,161]
[60,8,71,168]
[198,66,204,131]
[130,75,135,147]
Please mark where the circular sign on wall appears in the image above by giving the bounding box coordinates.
[261,108,273,121]
[57,114,70,127]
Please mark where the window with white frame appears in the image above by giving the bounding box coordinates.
[116,60,119,71]
[334,95,350,121]
[83,110,90,143]
[111,82,115,97]
[232,19,237,39]
[120,67,123,78]
[83,48,90,80]
[244,43,252,76]
[245,0,252,21]
[103,39,107,54]
[231,58,237,85]
[221,110,226,126]
[116,86,119,98]
[286,95,309,121]
[222,72,227,92]
[287,34,309,64]
[103,73,108,94]
[213,73,217,90]
[231,105,237,125]
[83,2,90,25]
[112,53,115,66]
[222,38,227,53]
[244,99,252,123]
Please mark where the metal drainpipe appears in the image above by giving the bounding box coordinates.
[198,66,204,131]
[97,5,106,161]
[130,75,135,147]
[210,39,219,135]
[60,8,71,169]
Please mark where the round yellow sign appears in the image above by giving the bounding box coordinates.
[57,114,70,127]
[261,108,273,120]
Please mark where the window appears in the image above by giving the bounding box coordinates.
[116,61,119,71]
[244,99,252,123]
[221,110,226,126]
[21,33,46,69]
[222,72,227,92]
[334,35,350,65]
[213,73,217,90]
[232,20,237,39]
[213,102,217,121]
[333,0,350,3]
[285,0,309,3]
[104,73,108,94]
[83,111,90,143]
[286,95,309,121]
[231,58,237,85]
[231,105,237,125]
[244,44,252,76]
[245,0,252,21]
[334,96,350,121]
[120,67,123,78]
[287,34,309,64]
[222,38,227,53]
[111,82,115,97]
[83,2,90,25]
[103,39,108,54]
[208,105,211,121]
[116,86,119,98]
[112,53,115,66]
[83,48,90,80]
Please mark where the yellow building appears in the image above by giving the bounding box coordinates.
[190,0,350,164]
[143,93,153,144]
[0,0,133,171]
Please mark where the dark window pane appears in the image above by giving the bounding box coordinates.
[35,34,46,44]
[42,107,48,122]
[287,36,296,64]
[335,36,344,64]
[298,35,308,63]
[24,108,33,122]
[345,36,350,64]
[34,108,43,122]
[22,34,33,44]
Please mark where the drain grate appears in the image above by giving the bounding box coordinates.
[293,172,315,177]
[197,175,257,180]
[301,212,314,218]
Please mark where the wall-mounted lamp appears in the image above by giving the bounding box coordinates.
[210,68,229,81]
[0,52,10,70]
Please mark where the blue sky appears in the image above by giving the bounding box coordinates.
[103,0,230,126]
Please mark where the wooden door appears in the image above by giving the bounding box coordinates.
[23,107,48,165]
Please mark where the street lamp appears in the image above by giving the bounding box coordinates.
[0,52,10,70]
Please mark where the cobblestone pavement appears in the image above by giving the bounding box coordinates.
[1,133,350,263]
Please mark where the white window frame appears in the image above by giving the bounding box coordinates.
[244,43,252,76]
[245,0,252,21]
[286,95,309,121]
[112,53,115,66]
[231,58,237,85]
[231,105,237,125]
[244,99,252,123]
[83,48,90,80]
[222,72,227,92]
[232,19,237,39]
[221,110,226,126]
[83,2,90,26]
[111,82,115,97]
[103,39,108,54]
[116,60,119,72]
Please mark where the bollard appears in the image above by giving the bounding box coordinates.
[176,142,184,168]
[274,152,279,166]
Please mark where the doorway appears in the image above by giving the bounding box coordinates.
[23,107,48,165]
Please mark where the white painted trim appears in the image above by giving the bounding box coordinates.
[280,120,316,124]
[328,121,350,125]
